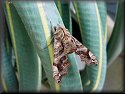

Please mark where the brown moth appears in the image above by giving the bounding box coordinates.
[52,24,98,83]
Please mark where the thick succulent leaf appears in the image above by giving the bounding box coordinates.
[1,25,18,92]
[73,1,107,92]
[97,1,107,43]
[0,1,18,92]
[13,1,56,90]
[0,1,5,92]
[1,44,18,92]
[106,15,115,43]
[41,66,50,88]
[56,1,72,34]
[107,1,124,67]
[2,1,41,91]
[13,1,83,91]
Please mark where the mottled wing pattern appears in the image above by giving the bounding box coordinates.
[52,24,98,83]
[61,26,98,65]
[73,37,98,65]
[53,35,70,83]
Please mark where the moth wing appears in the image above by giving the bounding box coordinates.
[53,38,62,82]
[62,30,77,55]
[53,38,70,83]
[72,37,98,65]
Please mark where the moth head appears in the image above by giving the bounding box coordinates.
[52,24,65,40]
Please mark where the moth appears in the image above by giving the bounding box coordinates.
[52,24,98,83]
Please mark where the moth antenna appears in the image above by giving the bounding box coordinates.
[50,21,55,34]
[50,21,53,30]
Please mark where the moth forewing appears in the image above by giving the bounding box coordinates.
[52,24,98,83]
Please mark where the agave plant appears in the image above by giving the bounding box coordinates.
[0,0,124,92]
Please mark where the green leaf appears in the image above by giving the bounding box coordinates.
[56,1,72,34]
[73,1,107,91]
[1,26,18,92]
[107,1,124,67]
[3,1,41,91]
[13,1,83,91]
[97,1,107,43]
